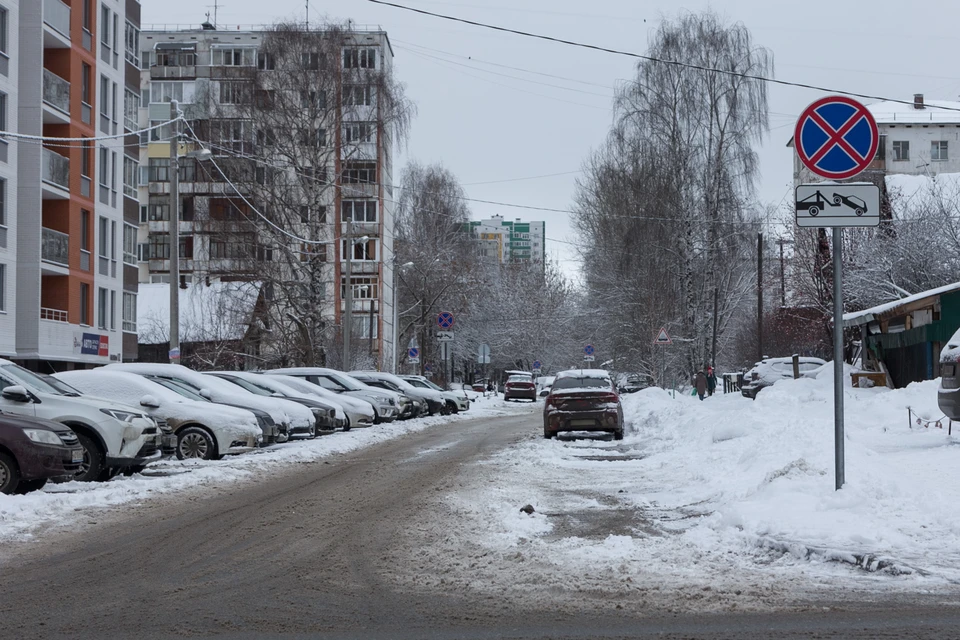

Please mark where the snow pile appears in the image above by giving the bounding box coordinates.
[0,395,530,543]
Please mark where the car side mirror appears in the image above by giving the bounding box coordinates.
[199,389,213,400]
[2,385,31,403]
[140,394,161,409]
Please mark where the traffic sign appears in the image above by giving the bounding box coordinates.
[653,327,672,345]
[584,355,595,362]
[533,360,541,370]
[478,343,491,364]
[408,347,419,359]
[532,369,542,376]
[795,182,880,228]
[424,363,432,373]
[584,344,594,357]
[794,96,879,180]
[437,331,455,342]
[437,312,455,329]
[169,347,181,359]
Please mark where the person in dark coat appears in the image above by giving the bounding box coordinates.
[707,366,717,397]
[694,368,708,401]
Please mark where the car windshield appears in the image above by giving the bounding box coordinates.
[552,376,611,390]
[275,376,325,396]
[507,376,532,383]
[326,372,366,391]
[420,379,444,392]
[41,374,83,397]
[404,378,430,389]
[147,376,210,402]
[0,364,68,395]
[215,375,273,397]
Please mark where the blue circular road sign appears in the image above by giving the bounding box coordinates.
[794,96,879,180]
[437,311,455,329]
[408,347,419,359]
[533,360,541,369]
[584,344,595,356]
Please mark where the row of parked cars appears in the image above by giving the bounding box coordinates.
[0,361,472,495]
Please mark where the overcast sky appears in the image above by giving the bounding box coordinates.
[143,0,960,280]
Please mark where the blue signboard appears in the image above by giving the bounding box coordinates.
[794,96,879,180]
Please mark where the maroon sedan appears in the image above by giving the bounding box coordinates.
[543,370,624,440]
[0,414,84,494]
[504,375,537,402]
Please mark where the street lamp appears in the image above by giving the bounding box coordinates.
[168,99,212,363]
[343,233,370,370]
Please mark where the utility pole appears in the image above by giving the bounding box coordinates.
[169,100,181,364]
[344,232,353,370]
[757,232,763,361]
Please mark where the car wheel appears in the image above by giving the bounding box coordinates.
[75,432,106,482]
[121,465,146,477]
[0,452,22,495]
[343,417,351,432]
[98,466,121,482]
[613,430,624,441]
[447,401,459,414]
[306,423,317,439]
[543,430,554,439]
[177,427,216,460]
[15,478,47,494]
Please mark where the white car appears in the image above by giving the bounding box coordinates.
[740,356,828,399]
[536,376,556,398]
[0,358,161,481]
[263,374,374,430]
[53,370,262,460]
[266,368,399,423]
[106,363,316,442]
[402,375,470,412]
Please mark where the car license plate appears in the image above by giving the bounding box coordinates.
[571,419,595,427]
[71,449,84,463]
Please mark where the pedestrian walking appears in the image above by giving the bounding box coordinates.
[694,367,707,401]
[707,366,717,397]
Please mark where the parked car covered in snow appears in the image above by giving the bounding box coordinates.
[106,363,316,442]
[400,375,469,413]
[267,368,399,423]
[0,359,162,481]
[504,374,537,402]
[54,370,261,460]
[0,414,84,494]
[938,328,960,419]
[740,356,828,399]
[262,374,373,430]
[543,369,623,440]
[352,371,445,415]
[536,376,556,398]
[343,372,421,419]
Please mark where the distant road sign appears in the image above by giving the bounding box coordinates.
[478,343,491,364]
[584,344,595,357]
[408,347,419,359]
[437,331,455,342]
[794,96,879,180]
[533,360,541,370]
[584,355,595,362]
[437,312,455,329]
[795,183,880,228]
[653,327,672,345]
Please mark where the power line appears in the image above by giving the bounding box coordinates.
[460,169,582,186]
[0,118,181,142]
[367,0,960,114]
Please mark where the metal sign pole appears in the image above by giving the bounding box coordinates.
[833,227,845,490]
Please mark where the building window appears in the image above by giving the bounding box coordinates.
[99,147,109,186]
[123,156,138,199]
[342,161,377,184]
[124,89,140,132]
[932,141,948,161]
[209,237,252,260]
[341,200,377,223]
[0,264,5,311]
[81,64,91,105]
[301,90,326,110]
[344,122,375,143]
[343,48,376,70]
[0,178,5,227]
[211,120,251,154]
[301,52,322,70]
[150,81,195,104]
[98,288,108,329]
[342,85,373,107]
[212,47,256,67]
[81,210,91,252]
[0,7,8,56]
[80,283,90,325]
[124,21,140,67]
[100,6,110,47]
[341,276,379,300]
[342,238,378,261]
[148,234,170,259]
[148,158,170,183]
[98,217,110,260]
[122,292,137,332]
[257,52,275,70]
[155,49,196,67]
[219,81,251,105]
[123,224,137,265]
[110,290,116,331]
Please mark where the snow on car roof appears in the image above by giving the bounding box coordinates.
[556,369,611,379]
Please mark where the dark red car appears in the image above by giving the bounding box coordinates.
[543,370,624,440]
[0,413,84,494]
[504,375,536,402]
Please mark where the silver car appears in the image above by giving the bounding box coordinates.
[265,368,399,423]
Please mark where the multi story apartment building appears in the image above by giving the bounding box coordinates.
[7,0,139,371]
[135,23,396,370]
[468,215,545,265]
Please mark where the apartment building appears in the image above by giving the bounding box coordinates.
[136,24,396,370]
[468,215,545,265]
[7,0,138,371]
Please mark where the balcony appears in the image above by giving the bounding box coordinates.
[43,0,71,48]
[41,228,69,267]
[42,70,71,124]
[42,148,70,198]
[40,307,69,323]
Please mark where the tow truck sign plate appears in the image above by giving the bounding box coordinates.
[795,183,880,228]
